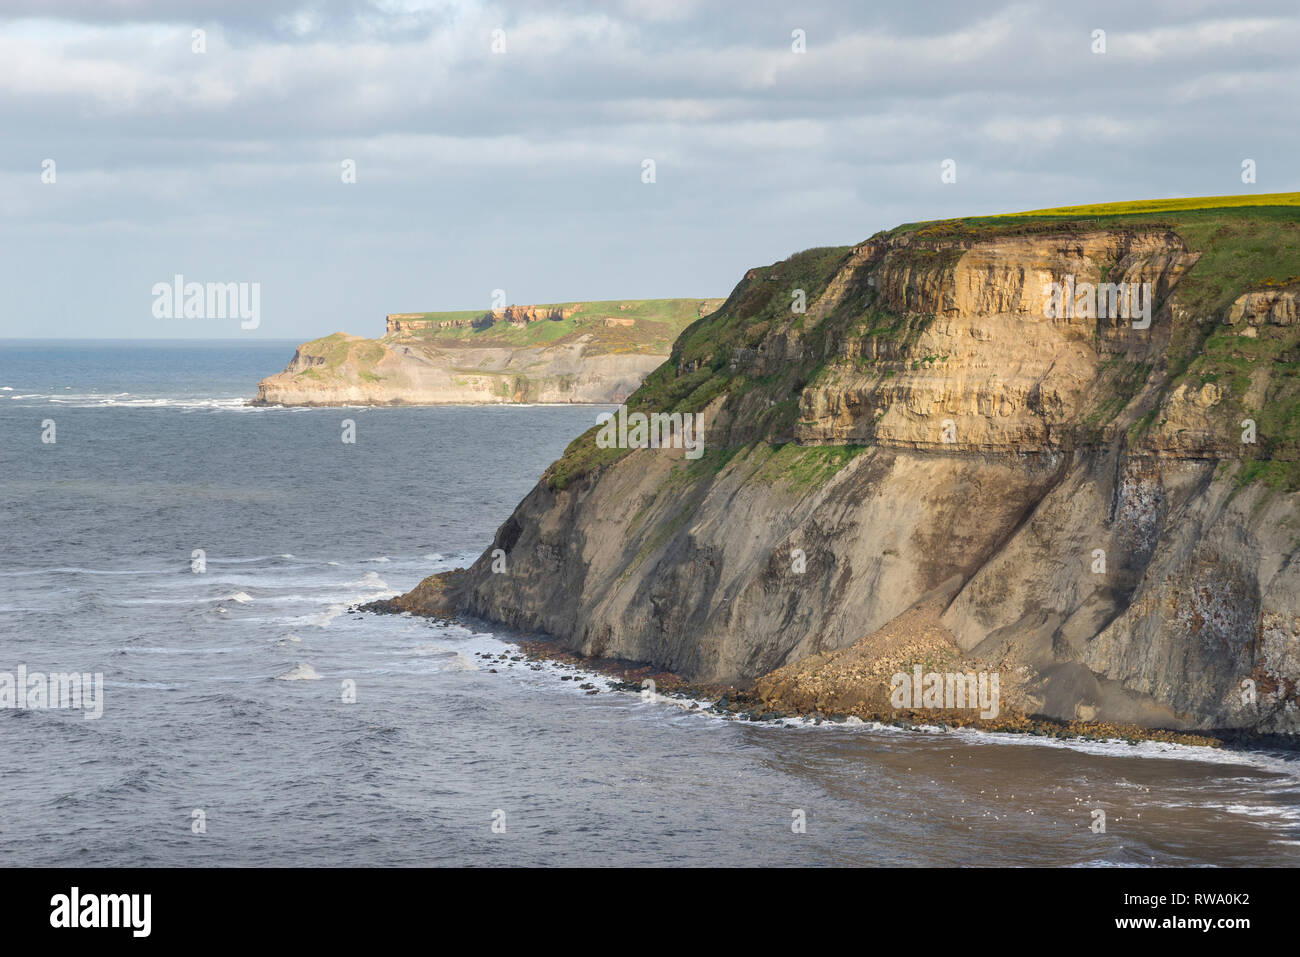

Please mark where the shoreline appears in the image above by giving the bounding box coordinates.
[358,597,1298,753]
[511,636,1229,749]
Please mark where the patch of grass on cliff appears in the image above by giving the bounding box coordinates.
[752,443,867,491]
[544,422,631,491]
[543,248,852,489]
[1233,458,1298,492]
[402,299,718,355]
[299,333,385,372]
[635,246,853,416]
[1176,306,1300,487]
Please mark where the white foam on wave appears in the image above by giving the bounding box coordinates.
[0,566,161,578]
[275,662,321,681]
[29,392,256,410]
[229,591,254,604]
[301,603,347,628]
[406,646,480,672]
[349,571,391,590]
[942,724,1300,778]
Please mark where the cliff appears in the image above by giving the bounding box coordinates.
[386,193,1300,734]
[253,299,722,406]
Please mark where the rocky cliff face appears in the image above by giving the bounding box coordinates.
[385,304,579,335]
[389,210,1300,734]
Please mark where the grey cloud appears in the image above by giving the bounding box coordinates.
[0,0,1297,338]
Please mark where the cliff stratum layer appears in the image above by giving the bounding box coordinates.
[253,299,722,406]
[390,194,1300,734]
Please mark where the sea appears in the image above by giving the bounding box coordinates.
[2,339,1300,867]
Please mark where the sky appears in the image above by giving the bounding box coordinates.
[0,0,1297,339]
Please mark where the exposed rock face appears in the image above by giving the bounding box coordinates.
[254,333,662,406]
[392,223,1300,734]
[385,304,579,335]
[796,231,1200,453]
[1227,288,1298,328]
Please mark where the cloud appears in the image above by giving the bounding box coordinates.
[1,0,1297,338]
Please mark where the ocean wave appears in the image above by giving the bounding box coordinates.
[0,566,163,578]
[300,603,348,628]
[275,663,322,681]
[25,392,254,410]
[113,646,241,654]
[944,725,1300,777]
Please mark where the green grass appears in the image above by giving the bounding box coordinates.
[390,299,722,355]
[752,443,868,490]
[292,333,384,374]
[995,192,1300,219]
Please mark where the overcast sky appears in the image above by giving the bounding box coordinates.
[1,0,1297,339]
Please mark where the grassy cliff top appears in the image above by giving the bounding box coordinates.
[388,298,724,355]
[890,191,1300,233]
[546,195,1300,491]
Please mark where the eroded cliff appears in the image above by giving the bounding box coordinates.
[387,197,1300,734]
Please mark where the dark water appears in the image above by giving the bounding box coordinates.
[2,340,1300,866]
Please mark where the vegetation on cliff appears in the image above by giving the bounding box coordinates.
[389,298,721,355]
[546,193,1300,492]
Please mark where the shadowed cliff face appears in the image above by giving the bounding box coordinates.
[392,215,1300,733]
